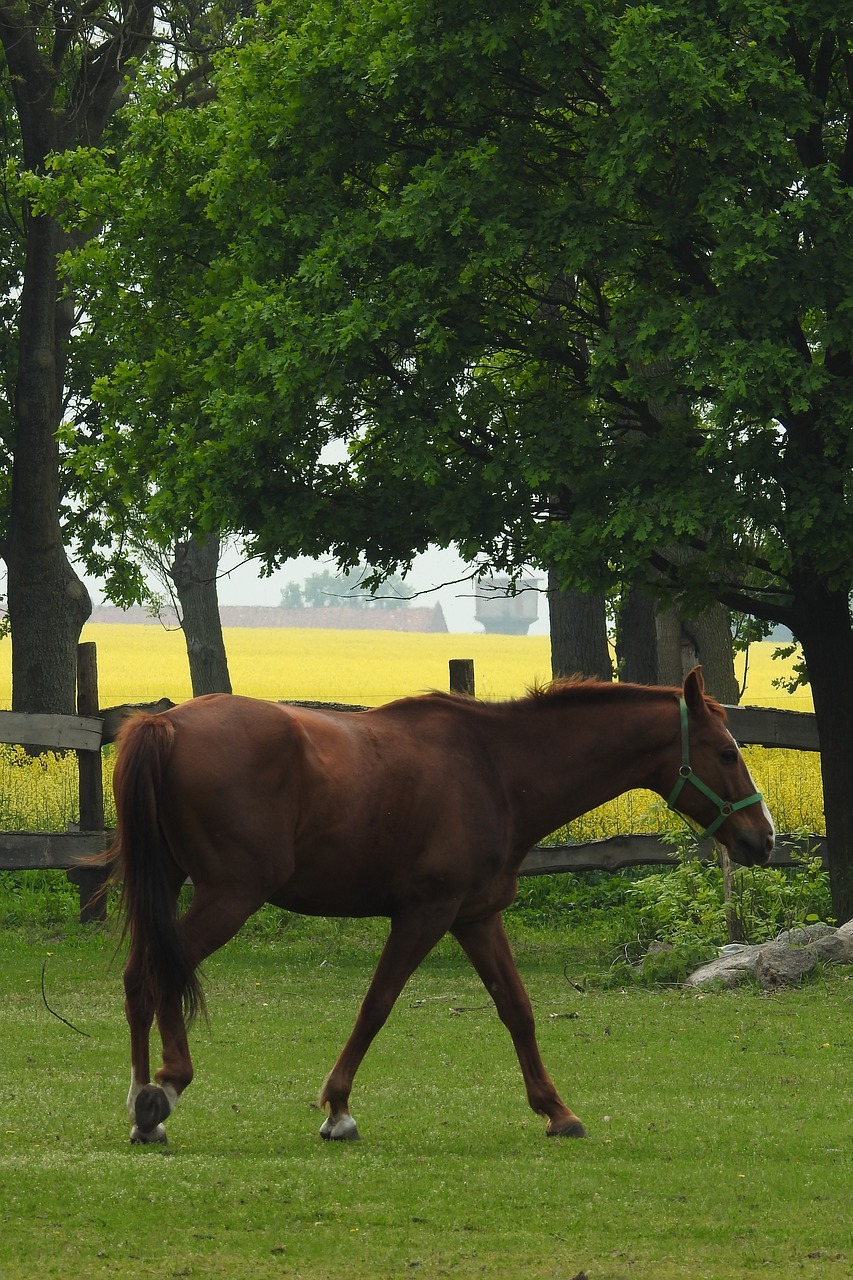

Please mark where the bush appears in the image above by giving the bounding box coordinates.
[596,830,832,985]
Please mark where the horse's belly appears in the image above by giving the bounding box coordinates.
[267,887,390,918]
[267,833,511,920]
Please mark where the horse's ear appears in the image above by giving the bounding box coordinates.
[683,665,706,716]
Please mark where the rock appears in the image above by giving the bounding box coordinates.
[775,922,836,946]
[685,946,762,988]
[813,931,853,964]
[685,921,853,988]
[755,941,818,989]
[834,918,853,944]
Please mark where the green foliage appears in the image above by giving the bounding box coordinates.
[771,641,811,693]
[61,0,850,632]
[0,871,80,928]
[604,833,832,986]
[509,870,632,930]
[628,858,728,952]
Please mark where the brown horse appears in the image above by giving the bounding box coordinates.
[101,666,774,1145]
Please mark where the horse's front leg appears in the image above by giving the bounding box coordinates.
[320,903,459,1140]
[452,913,586,1137]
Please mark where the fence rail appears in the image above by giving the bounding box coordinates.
[0,648,824,920]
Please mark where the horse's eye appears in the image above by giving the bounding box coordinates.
[720,748,738,766]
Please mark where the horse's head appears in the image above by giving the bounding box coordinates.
[667,667,775,867]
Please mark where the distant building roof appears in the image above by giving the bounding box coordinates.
[88,603,449,633]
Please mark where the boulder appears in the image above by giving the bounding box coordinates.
[775,923,836,946]
[685,945,762,989]
[755,940,818,989]
[684,921,853,988]
[834,918,853,945]
[813,931,853,963]
[774,921,853,965]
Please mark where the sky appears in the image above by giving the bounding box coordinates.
[84,543,551,636]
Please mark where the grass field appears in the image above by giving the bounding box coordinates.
[1,924,851,1280]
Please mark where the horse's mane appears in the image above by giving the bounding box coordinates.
[420,674,725,719]
[508,675,725,719]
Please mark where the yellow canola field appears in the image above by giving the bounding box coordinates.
[2,625,559,708]
[0,625,813,710]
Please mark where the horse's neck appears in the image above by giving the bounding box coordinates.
[493,691,675,848]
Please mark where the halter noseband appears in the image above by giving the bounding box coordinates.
[666,696,764,840]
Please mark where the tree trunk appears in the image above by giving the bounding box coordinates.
[1,3,155,714]
[679,604,740,704]
[792,584,853,925]
[655,601,738,703]
[7,214,91,713]
[616,585,658,683]
[547,568,612,680]
[654,602,683,688]
[171,532,232,696]
[616,586,738,702]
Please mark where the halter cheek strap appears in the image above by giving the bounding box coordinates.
[666,697,764,841]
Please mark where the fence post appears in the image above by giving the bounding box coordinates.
[449,659,475,697]
[71,642,107,922]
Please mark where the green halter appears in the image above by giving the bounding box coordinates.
[666,697,764,841]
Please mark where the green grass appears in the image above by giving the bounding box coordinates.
[0,918,851,1280]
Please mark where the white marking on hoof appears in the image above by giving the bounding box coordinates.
[159,1082,179,1114]
[130,1123,168,1144]
[320,1114,360,1141]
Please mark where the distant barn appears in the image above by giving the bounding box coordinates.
[89,604,449,632]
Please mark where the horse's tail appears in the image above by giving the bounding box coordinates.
[98,713,205,1025]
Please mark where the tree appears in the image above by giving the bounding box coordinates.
[50,2,853,920]
[170,532,232,696]
[279,582,304,609]
[300,567,411,609]
[547,575,612,682]
[0,0,249,713]
[0,0,163,712]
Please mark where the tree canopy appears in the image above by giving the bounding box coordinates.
[59,1,852,609]
[49,0,853,917]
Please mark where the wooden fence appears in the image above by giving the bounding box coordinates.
[0,646,824,921]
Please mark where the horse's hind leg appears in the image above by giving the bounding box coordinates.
[126,884,264,1144]
[319,903,458,1140]
[452,913,586,1137]
[124,949,168,1143]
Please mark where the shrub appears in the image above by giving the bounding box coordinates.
[599,829,832,985]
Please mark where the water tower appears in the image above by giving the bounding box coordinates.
[474,575,540,636]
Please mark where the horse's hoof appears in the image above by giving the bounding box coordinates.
[130,1123,168,1144]
[547,1118,587,1138]
[135,1083,172,1132]
[320,1114,360,1141]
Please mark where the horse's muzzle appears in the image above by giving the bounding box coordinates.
[729,830,775,868]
